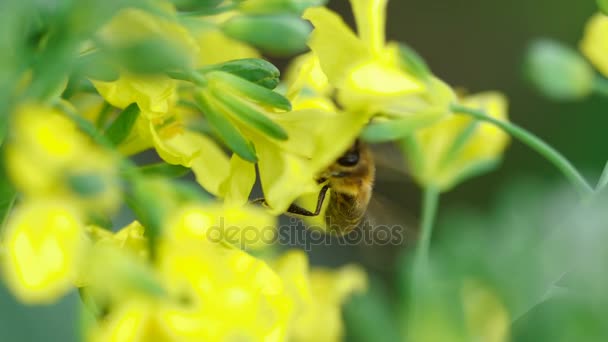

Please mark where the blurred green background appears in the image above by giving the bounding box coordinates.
[2,1,607,341]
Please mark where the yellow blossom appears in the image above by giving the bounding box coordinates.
[580,12,608,76]
[164,202,276,249]
[303,0,454,122]
[86,221,148,260]
[404,92,510,191]
[88,239,292,342]
[5,104,121,214]
[1,200,86,303]
[290,262,367,341]
[93,74,178,121]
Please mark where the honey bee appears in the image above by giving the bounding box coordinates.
[257,139,376,235]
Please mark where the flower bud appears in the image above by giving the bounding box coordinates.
[238,0,327,15]
[525,39,594,100]
[200,58,281,89]
[222,15,311,56]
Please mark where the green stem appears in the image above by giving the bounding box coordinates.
[451,104,593,197]
[415,186,440,263]
[595,161,608,194]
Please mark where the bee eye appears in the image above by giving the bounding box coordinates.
[337,150,359,167]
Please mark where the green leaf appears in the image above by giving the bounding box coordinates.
[139,162,191,178]
[361,113,443,143]
[208,71,291,111]
[194,92,258,162]
[211,88,288,140]
[200,58,281,89]
[104,103,140,146]
[222,14,311,56]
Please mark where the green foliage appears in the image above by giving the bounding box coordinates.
[194,92,258,162]
[211,89,289,140]
[104,103,140,147]
[598,0,608,15]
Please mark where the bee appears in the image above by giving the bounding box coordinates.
[257,139,376,235]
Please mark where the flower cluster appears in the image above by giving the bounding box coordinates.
[0,0,516,341]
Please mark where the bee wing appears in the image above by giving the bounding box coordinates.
[356,190,419,272]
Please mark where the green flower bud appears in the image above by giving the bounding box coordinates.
[222,15,311,56]
[200,58,281,89]
[238,0,327,15]
[525,39,594,100]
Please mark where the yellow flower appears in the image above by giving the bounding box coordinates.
[5,104,121,214]
[93,74,178,122]
[404,92,510,191]
[580,13,608,76]
[89,240,292,342]
[163,202,276,249]
[86,221,148,260]
[272,250,367,342]
[291,262,367,341]
[1,200,86,303]
[303,0,454,122]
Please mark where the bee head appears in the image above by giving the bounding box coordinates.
[319,140,375,188]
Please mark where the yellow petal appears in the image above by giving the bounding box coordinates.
[284,53,332,100]
[303,7,369,86]
[580,13,608,77]
[1,201,85,303]
[255,137,321,215]
[408,91,509,190]
[217,155,257,206]
[92,74,177,120]
[164,203,276,249]
[350,0,388,54]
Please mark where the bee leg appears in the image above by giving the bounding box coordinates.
[250,185,330,217]
[285,185,329,217]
